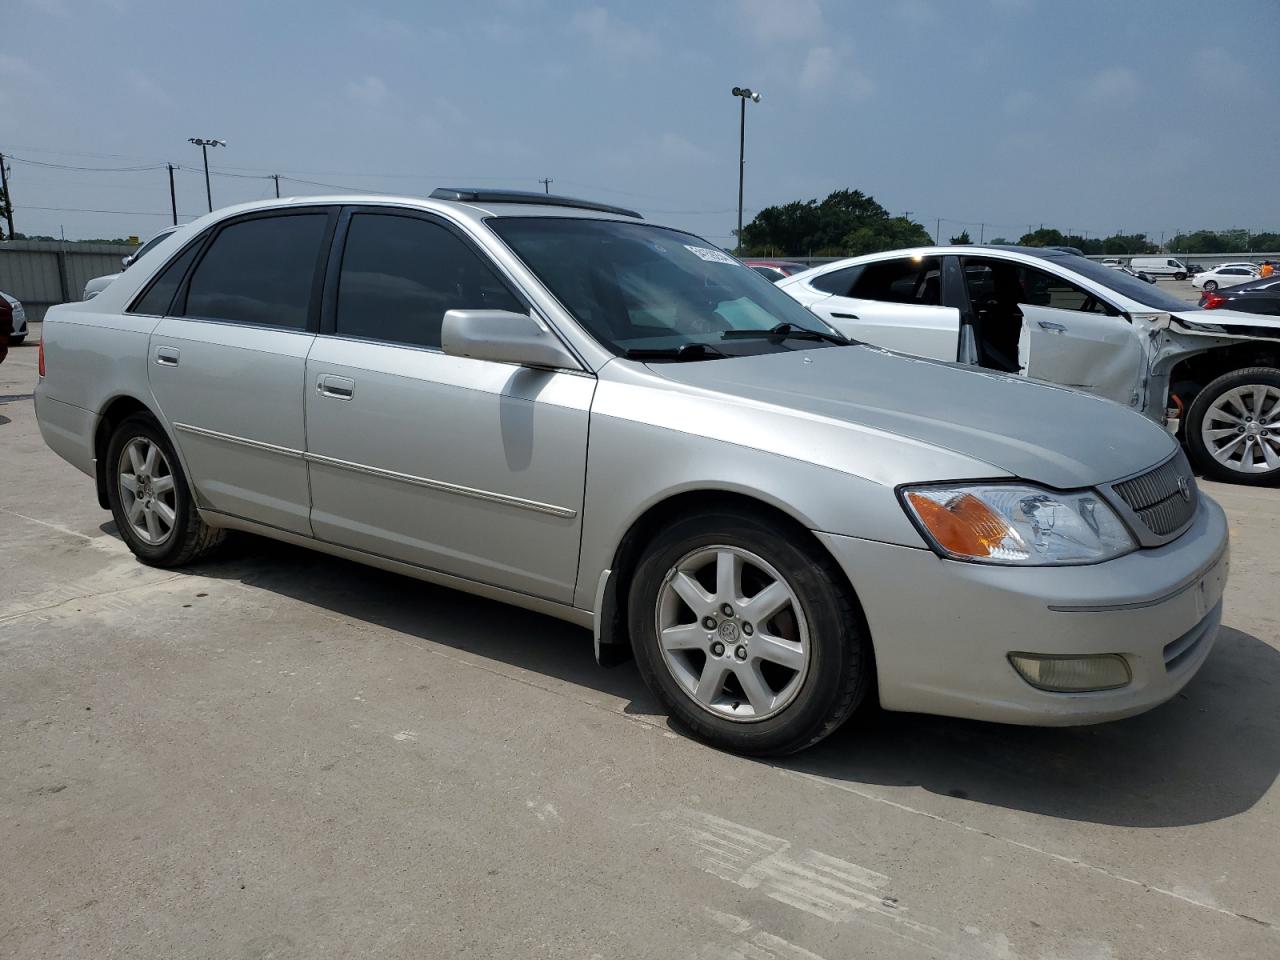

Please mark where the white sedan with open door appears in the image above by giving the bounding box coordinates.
[779,246,1280,485]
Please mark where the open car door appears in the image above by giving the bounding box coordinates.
[1020,304,1145,404]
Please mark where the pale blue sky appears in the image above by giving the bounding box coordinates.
[4,0,1278,244]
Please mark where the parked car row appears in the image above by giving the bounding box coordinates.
[34,189,1229,755]
[1192,263,1261,292]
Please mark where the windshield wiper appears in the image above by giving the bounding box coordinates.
[624,342,727,362]
[720,322,851,346]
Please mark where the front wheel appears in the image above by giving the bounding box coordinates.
[1185,367,1280,485]
[628,510,871,756]
[1202,280,1218,292]
[105,413,226,565]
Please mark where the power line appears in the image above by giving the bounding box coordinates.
[6,154,173,173]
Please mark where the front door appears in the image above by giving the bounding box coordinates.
[303,209,593,603]
[1017,264,1146,405]
[147,209,335,534]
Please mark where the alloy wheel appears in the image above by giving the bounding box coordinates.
[1201,384,1280,474]
[655,545,811,722]
[117,436,178,545]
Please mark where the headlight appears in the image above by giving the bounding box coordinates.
[901,483,1135,565]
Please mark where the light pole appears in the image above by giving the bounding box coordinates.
[187,137,226,212]
[731,86,761,253]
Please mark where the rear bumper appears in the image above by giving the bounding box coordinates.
[816,495,1229,725]
[34,387,97,479]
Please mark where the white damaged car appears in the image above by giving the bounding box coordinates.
[779,246,1280,485]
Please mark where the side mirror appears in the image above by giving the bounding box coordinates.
[441,309,581,371]
[121,254,135,269]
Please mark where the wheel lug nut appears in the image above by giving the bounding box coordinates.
[734,645,747,660]
[702,617,717,630]
[711,641,726,656]
[742,623,753,636]
[721,603,734,617]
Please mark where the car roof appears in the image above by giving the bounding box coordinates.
[176,191,646,236]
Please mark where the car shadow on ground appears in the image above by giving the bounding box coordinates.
[135,529,1279,830]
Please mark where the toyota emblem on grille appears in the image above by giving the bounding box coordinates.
[1177,476,1192,502]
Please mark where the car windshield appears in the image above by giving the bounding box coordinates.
[488,217,843,358]
[1052,255,1197,312]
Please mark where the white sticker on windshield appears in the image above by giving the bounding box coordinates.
[684,244,738,264]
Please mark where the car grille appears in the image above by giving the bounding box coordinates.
[1112,455,1197,536]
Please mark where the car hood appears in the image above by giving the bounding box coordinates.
[649,345,1176,489]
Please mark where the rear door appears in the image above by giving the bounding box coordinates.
[804,256,961,361]
[303,207,593,603]
[146,208,336,534]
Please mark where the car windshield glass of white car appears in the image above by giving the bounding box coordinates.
[1058,255,1196,313]
[489,218,845,359]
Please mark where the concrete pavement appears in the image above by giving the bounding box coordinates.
[2,325,1277,959]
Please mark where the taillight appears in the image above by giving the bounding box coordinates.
[38,338,45,377]
[1202,292,1226,309]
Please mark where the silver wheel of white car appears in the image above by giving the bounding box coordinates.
[1187,367,1280,486]
[655,545,811,722]
[1201,385,1280,474]
[118,437,178,545]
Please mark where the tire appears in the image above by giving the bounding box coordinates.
[1185,367,1280,486]
[1174,272,1187,281]
[1202,280,1218,292]
[628,509,871,756]
[105,413,226,565]
[9,335,25,346]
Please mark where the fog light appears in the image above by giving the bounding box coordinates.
[1008,653,1131,692]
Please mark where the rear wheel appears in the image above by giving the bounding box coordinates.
[105,413,225,565]
[629,510,871,756]
[9,335,25,346]
[1174,272,1187,281]
[1185,367,1280,485]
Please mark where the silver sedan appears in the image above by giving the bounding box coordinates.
[34,189,1228,755]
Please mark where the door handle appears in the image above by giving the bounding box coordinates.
[829,312,860,320]
[316,374,355,400]
[1037,320,1068,333]
[154,345,180,366]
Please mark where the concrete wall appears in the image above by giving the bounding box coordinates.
[0,240,139,323]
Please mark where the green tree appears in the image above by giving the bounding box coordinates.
[1018,227,1067,247]
[739,188,930,256]
[949,230,972,244]
[989,236,1009,245]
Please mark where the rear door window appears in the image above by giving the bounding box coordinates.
[809,265,864,296]
[849,257,941,305]
[333,213,523,349]
[130,240,203,316]
[182,214,329,329]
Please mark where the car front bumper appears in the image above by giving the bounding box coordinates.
[816,494,1229,725]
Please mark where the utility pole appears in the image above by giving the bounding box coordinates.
[979,222,985,244]
[935,218,941,244]
[538,177,553,194]
[0,152,14,240]
[272,174,281,198]
[187,137,226,212]
[731,86,761,253]
[167,164,178,226]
